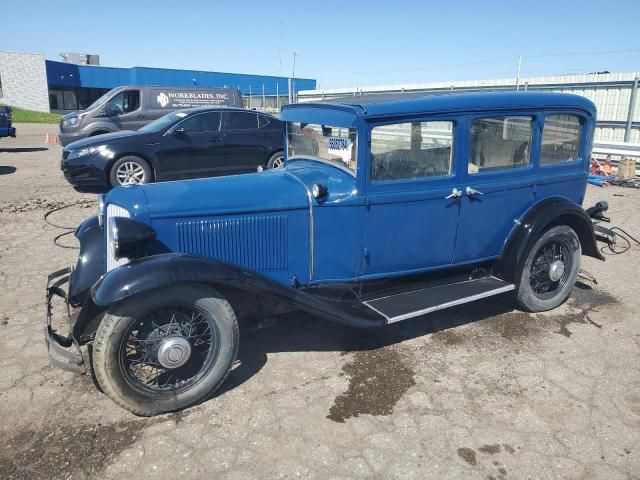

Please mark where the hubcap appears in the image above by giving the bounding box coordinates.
[272,156,284,168]
[548,260,565,282]
[116,161,145,185]
[157,336,192,369]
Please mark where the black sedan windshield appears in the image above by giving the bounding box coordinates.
[138,111,189,133]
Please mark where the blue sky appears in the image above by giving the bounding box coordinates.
[4,0,640,89]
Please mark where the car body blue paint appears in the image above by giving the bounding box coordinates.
[101,92,596,288]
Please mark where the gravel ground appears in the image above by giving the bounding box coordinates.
[0,123,639,480]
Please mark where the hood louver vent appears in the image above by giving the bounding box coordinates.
[176,215,288,271]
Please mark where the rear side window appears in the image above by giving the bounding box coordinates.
[541,114,582,165]
[371,121,454,181]
[469,116,533,173]
[227,112,258,130]
[257,115,271,128]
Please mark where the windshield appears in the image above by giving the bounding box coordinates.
[85,90,115,111]
[138,111,189,133]
[287,122,358,173]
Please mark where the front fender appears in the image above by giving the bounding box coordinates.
[496,197,604,281]
[90,253,383,328]
[68,215,104,306]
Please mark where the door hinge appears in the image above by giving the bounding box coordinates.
[363,247,370,263]
[365,197,370,209]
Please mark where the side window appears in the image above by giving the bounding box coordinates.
[371,121,454,181]
[177,112,221,133]
[257,114,271,128]
[541,114,582,165]
[227,112,259,130]
[107,90,140,115]
[469,116,533,174]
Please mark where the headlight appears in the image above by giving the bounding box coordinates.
[67,144,113,160]
[63,116,79,127]
[108,216,155,261]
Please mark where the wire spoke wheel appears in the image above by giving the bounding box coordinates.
[119,305,219,394]
[116,161,146,185]
[529,240,571,299]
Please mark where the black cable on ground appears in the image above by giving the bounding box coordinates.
[600,226,640,256]
[44,201,90,249]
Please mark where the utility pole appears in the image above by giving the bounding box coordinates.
[515,55,522,90]
[292,51,299,103]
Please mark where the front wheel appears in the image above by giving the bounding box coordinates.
[516,225,581,312]
[109,156,152,187]
[92,283,239,416]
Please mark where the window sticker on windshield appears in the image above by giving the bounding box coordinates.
[327,137,353,165]
[175,112,188,118]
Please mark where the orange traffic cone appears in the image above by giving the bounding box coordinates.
[44,133,50,144]
[54,135,60,144]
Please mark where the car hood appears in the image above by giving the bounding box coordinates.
[64,130,149,150]
[137,169,311,220]
[105,160,358,222]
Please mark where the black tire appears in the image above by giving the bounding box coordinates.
[515,225,581,312]
[92,283,239,416]
[266,151,285,169]
[109,156,152,187]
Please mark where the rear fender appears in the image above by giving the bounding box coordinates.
[495,197,604,282]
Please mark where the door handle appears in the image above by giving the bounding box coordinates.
[465,186,484,196]
[211,136,224,142]
[445,188,462,199]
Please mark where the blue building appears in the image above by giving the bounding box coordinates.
[45,59,316,112]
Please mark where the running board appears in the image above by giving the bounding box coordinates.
[363,276,515,324]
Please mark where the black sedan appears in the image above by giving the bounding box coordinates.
[61,107,284,192]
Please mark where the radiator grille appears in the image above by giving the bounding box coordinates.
[177,215,288,271]
[106,203,131,272]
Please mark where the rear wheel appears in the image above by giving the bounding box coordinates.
[516,225,581,312]
[92,283,239,416]
[109,156,152,187]
[267,151,285,169]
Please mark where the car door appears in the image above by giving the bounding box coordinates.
[220,111,269,172]
[105,89,146,130]
[453,114,539,263]
[362,118,462,277]
[155,111,225,180]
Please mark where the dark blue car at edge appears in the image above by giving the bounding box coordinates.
[61,107,285,192]
[46,92,607,416]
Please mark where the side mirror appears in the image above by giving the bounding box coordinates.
[173,127,186,136]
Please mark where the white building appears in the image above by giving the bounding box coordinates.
[300,72,640,144]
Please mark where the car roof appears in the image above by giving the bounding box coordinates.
[178,106,276,117]
[285,91,597,119]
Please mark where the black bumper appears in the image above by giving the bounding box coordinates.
[45,267,85,374]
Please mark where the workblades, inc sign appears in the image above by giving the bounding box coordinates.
[154,90,232,109]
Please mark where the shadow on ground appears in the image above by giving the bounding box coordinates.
[0,166,17,175]
[0,147,48,153]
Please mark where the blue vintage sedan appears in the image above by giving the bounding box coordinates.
[46,92,605,415]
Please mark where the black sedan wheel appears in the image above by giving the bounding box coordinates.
[267,151,285,169]
[109,156,152,187]
[92,283,239,416]
[516,225,581,312]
